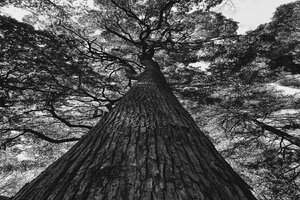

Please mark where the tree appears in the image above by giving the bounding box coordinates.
[0,0,237,154]
[0,0,238,147]
[1,0,258,199]
[1,0,237,147]
[5,0,299,199]
[196,1,300,199]
[12,53,256,200]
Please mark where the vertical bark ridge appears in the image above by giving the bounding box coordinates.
[12,58,257,200]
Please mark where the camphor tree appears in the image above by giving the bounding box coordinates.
[1,0,258,199]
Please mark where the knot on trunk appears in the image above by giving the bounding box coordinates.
[137,57,167,88]
[139,46,155,61]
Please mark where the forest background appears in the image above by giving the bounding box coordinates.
[0,0,299,199]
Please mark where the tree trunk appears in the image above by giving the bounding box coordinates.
[0,196,11,200]
[12,58,257,200]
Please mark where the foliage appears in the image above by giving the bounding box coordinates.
[0,15,130,146]
[278,75,300,89]
[194,2,300,199]
[1,0,237,148]
[0,0,299,199]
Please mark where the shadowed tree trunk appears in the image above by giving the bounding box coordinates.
[0,196,11,200]
[12,56,257,200]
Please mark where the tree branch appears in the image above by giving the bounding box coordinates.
[222,108,300,147]
[45,104,93,129]
[0,132,26,149]
[104,25,140,46]
[23,129,80,143]
[154,1,178,31]
[45,94,93,129]
[250,118,300,147]
[1,128,80,147]
[110,0,148,27]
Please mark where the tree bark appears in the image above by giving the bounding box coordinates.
[12,58,257,200]
[0,196,11,200]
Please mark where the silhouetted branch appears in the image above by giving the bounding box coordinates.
[249,118,300,147]
[1,128,80,147]
[104,25,140,46]
[23,129,80,143]
[154,1,178,31]
[45,101,93,129]
[110,0,148,27]
[0,132,26,149]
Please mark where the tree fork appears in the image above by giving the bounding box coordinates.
[12,56,257,200]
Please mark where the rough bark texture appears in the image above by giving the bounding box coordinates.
[12,58,257,200]
[0,196,11,200]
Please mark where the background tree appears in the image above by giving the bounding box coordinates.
[195,1,300,199]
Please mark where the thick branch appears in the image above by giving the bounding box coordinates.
[1,128,80,145]
[125,67,140,80]
[154,1,178,31]
[225,110,300,147]
[138,1,178,47]
[23,129,80,143]
[247,117,300,147]
[250,118,300,147]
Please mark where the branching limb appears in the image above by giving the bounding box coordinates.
[104,25,140,46]
[45,94,93,129]
[0,131,26,149]
[45,105,93,129]
[1,128,80,148]
[154,1,179,31]
[249,117,300,148]
[110,0,148,27]
[220,107,300,147]
[23,128,80,143]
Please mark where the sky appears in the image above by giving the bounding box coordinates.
[0,0,296,34]
[218,0,296,34]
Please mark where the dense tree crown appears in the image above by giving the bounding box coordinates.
[0,0,299,199]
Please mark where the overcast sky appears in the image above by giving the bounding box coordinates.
[0,0,296,34]
[219,0,296,34]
